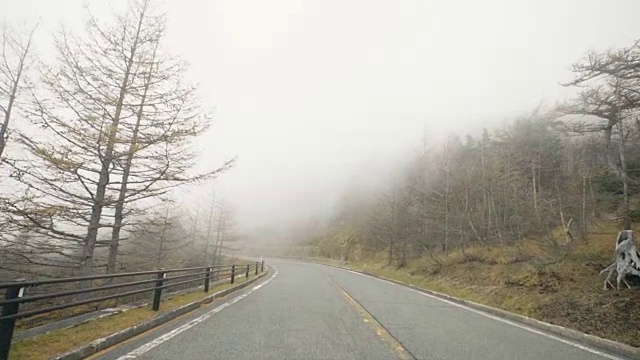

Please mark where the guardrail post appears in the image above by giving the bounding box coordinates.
[245,264,249,279]
[204,267,211,292]
[255,262,259,275]
[230,265,236,284]
[261,260,264,272]
[0,280,25,360]
[152,269,165,311]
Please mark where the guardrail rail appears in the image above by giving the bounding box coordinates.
[0,260,266,360]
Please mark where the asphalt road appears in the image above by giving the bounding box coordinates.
[94,259,630,360]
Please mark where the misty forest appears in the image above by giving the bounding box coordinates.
[1,0,640,356]
[288,41,640,344]
[0,1,236,278]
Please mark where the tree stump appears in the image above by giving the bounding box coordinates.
[600,230,640,290]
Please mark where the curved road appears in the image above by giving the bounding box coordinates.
[95,259,629,360]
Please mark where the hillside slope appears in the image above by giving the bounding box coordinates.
[293,223,640,347]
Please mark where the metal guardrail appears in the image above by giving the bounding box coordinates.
[0,260,266,360]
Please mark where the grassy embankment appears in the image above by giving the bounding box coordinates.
[309,223,640,347]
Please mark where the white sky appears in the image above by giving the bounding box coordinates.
[4,0,640,231]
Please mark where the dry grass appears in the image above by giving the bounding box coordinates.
[10,307,156,360]
[8,277,248,360]
[325,222,640,347]
[15,301,119,331]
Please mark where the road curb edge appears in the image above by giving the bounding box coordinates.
[306,260,640,360]
[50,267,270,360]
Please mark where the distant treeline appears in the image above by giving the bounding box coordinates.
[300,39,640,266]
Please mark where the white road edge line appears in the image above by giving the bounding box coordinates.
[115,268,279,360]
[340,268,625,360]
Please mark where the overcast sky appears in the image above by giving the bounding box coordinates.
[5,0,640,231]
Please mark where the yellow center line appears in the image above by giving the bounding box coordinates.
[329,277,416,360]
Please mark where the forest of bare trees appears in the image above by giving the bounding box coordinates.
[304,39,640,270]
[2,0,639,286]
[0,0,236,279]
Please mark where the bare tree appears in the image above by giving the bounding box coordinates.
[1,0,233,276]
[105,14,234,273]
[123,206,193,270]
[211,201,242,266]
[0,23,36,164]
[302,108,584,267]
[203,191,217,265]
[2,0,177,273]
[560,42,640,229]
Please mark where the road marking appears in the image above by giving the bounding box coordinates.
[329,277,416,360]
[339,268,626,360]
[115,269,278,360]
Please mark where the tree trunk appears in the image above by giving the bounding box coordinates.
[581,174,588,242]
[203,193,216,265]
[616,120,631,230]
[532,160,538,209]
[0,27,34,162]
[157,208,169,267]
[0,81,18,160]
[490,193,502,244]
[81,6,147,274]
[506,146,512,205]
[589,174,597,217]
[212,202,225,266]
[108,41,158,273]
[481,136,489,239]
[444,163,450,256]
